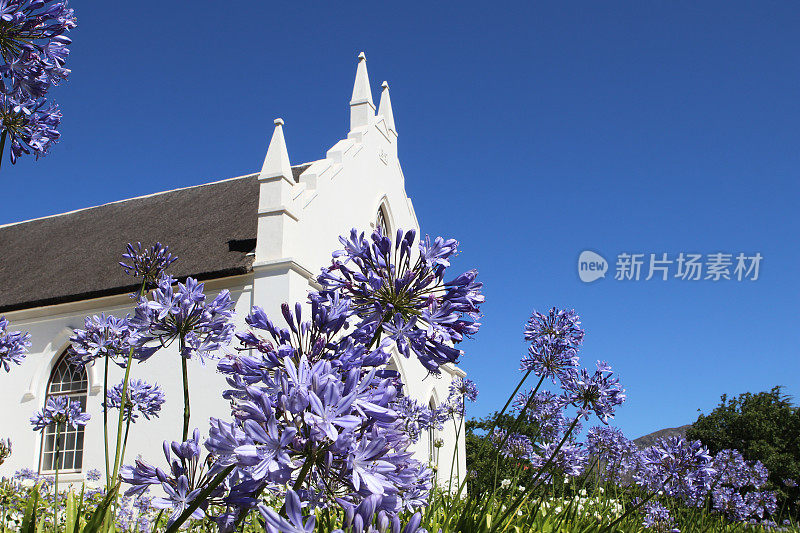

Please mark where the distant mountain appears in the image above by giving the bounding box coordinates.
[633,424,692,448]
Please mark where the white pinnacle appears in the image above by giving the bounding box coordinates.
[378,81,396,135]
[261,117,292,180]
[350,52,374,107]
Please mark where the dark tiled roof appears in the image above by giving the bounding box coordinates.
[0,165,309,313]
[0,175,258,313]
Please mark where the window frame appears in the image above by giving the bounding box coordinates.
[376,206,390,237]
[38,352,88,474]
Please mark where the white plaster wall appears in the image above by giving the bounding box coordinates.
[271,111,467,487]
[0,277,253,482]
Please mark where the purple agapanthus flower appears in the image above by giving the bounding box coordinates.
[69,313,159,366]
[120,242,178,285]
[492,429,535,460]
[30,395,90,431]
[561,361,625,423]
[449,377,478,403]
[530,440,588,479]
[586,425,637,482]
[520,308,584,382]
[316,228,483,374]
[131,275,235,359]
[152,475,204,525]
[0,437,10,466]
[0,0,76,164]
[641,500,675,531]
[0,315,31,371]
[634,436,715,500]
[121,430,218,526]
[258,490,315,533]
[104,379,166,423]
[0,92,61,162]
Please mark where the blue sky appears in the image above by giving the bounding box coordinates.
[3,2,799,439]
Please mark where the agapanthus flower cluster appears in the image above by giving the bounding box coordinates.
[529,440,588,480]
[492,429,535,461]
[104,379,166,423]
[115,491,157,532]
[640,500,676,532]
[634,436,715,501]
[0,92,60,161]
[585,426,637,483]
[69,313,159,366]
[520,307,583,381]
[449,377,478,403]
[513,390,574,442]
[207,352,432,525]
[0,0,76,163]
[703,449,777,521]
[437,378,478,420]
[560,361,625,424]
[86,468,102,482]
[131,276,235,359]
[29,395,90,431]
[393,396,438,442]
[316,228,483,374]
[121,430,218,525]
[0,315,31,371]
[119,242,178,285]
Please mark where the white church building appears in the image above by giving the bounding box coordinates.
[0,53,466,486]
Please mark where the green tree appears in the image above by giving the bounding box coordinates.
[465,412,542,494]
[687,385,800,518]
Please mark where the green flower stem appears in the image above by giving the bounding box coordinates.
[494,415,581,529]
[180,339,190,442]
[109,280,146,485]
[452,368,535,530]
[111,348,134,483]
[0,131,6,172]
[491,373,546,491]
[447,415,464,494]
[52,423,62,533]
[103,354,110,487]
[120,416,132,466]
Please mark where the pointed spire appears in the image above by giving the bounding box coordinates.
[350,52,374,106]
[378,81,396,136]
[350,52,375,130]
[261,118,292,180]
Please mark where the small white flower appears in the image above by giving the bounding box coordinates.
[500,479,511,489]
[518,485,526,492]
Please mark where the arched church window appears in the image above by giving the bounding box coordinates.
[39,353,88,473]
[376,206,390,237]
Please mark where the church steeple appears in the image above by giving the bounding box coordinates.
[378,81,396,136]
[349,52,375,131]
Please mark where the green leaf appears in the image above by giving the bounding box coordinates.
[82,483,119,533]
[65,490,77,532]
[20,484,41,533]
